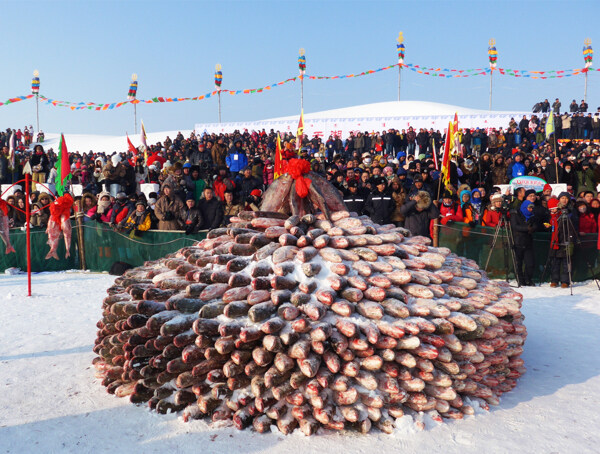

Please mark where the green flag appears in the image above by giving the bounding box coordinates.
[545,112,555,140]
[55,134,72,196]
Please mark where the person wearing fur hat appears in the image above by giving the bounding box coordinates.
[491,155,509,186]
[31,192,53,228]
[80,192,98,223]
[389,177,407,227]
[400,190,440,238]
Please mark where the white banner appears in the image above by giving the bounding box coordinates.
[195,112,531,140]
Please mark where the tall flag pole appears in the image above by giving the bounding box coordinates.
[488,39,497,111]
[55,134,72,197]
[583,38,593,103]
[298,48,306,113]
[215,64,223,123]
[128,73,138,134]
[274,133,284,179]
[32,70,40,133]
[296,110,304,152]
[396,32,405,101]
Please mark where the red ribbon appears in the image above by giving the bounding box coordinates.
[0,199,7,216]
[49,193,74,223]
[287,158,312,198]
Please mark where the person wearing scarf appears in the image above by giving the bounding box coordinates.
[463,188,483,226]
[509,199,538,286]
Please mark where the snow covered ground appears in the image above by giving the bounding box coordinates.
[1,271,599,453]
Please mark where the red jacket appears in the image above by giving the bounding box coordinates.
[578,212,597,234]
[213,176,236,201]
[482,208,502,227]
[439,202,463,225]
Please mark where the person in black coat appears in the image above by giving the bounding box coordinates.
[197,187,223,231]
[509,200,538,286]
[364,177,395,225]
[237,166,262,203]
[179,193,203,234]
[400,190,440,238]
[343,179,367,215]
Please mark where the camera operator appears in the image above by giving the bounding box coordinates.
[509,200,539,286]
[546,197,575,288]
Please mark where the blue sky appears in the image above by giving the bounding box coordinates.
[1,0,599,135]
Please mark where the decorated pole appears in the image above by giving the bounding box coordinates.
[128,74,138,134]
[215,64,223,123]
[488,39,497,111]
[583,38,593,104]
[31,70,40,133]
[397,32,405,101]
[23,162,33,296]
[298,48,306,113]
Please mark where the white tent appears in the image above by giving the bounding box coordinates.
[195,101,530,138]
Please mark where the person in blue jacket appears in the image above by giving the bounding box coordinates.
[225,139,248,174]
[507,152,526,180]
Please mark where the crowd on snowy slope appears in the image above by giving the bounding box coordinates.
[1,114,600,252]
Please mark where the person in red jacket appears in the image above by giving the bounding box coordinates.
[438,191,463,225]
[482,193,505,227]
[576,201,597,234]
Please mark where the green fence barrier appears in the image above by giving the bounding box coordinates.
[0,227,78,272]
[438,222,600,282]
[81,222,207,271]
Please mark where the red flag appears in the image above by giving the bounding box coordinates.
[127,134,137,155]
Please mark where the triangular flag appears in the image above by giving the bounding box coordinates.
[55,134,72,196]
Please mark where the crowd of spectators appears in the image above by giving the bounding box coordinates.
[1,106,600,286]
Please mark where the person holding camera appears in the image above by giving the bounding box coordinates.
[179,194,203,235]
[154,184,184,230]
[400,190,439,238]
[510,200,539,286]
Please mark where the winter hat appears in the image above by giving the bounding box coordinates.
[520,200,534,221]
[111,154,121,166]
[459,189,471,207]
[185,193,195,201]
[250,189,263,198]
[547,197,559,210]
[543,183,552,192]
[491,194,503,202]
[524,189,537,199]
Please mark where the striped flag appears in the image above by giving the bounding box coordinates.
[54,134,72,196]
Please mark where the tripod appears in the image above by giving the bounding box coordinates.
[539,212,600,295]
[485,211,521,287]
